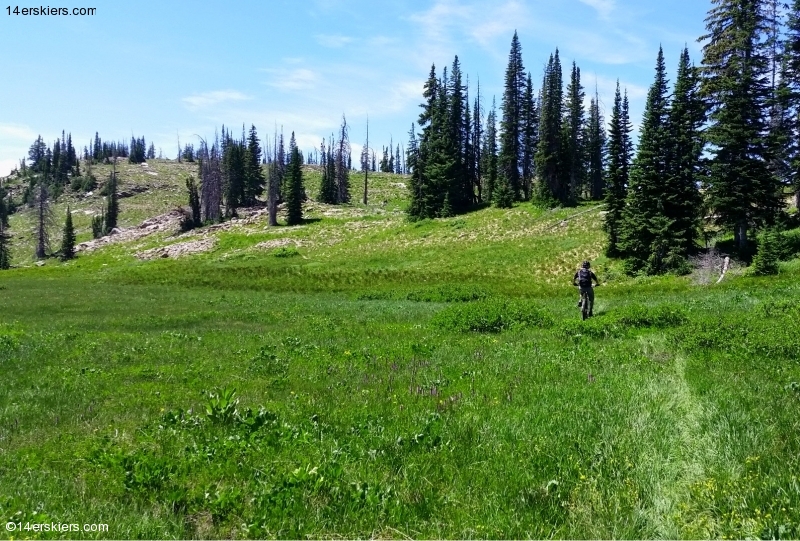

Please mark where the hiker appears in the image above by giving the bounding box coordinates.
[573,260,600,317]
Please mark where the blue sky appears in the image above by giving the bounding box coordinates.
[0,0,711,177]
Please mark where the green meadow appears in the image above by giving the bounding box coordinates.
[1,165,799,539]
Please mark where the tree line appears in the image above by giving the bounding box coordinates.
[407,0,800,274]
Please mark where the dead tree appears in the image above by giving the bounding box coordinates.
[335,115,351,203]
[266,129,285,226]
[362,117,369,205]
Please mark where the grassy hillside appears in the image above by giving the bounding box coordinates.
[1,160,799,539]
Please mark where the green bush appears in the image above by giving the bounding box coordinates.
[752,228,780,275]
[777,228,800,261]
[272,246,300,258]
[560,303,687,340]
[431,298,552,333]
[613,303,688,328]
[406,284,489,303]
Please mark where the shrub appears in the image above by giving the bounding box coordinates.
[406,284,489,303]
[431,298,552,333]
[613,303,688,328]
[777,228,800,261]
[560,303,687,340]
[272,246,300,258]
[752,228,780,275]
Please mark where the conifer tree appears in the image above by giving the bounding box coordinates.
[752,227,780,274]
[408,65,441,219]
[472,84,483,201]
[0,223,9,269]
[335,115,351,203]
[0,184,8,229]
[481,97,499,203]
[104,167,119,234]
[783,0,800,207]
[221,127,246,216]
[585,88,606,200]
[700,0,783,250]
[535,51,564,203]
[0,182,9,269]
[285,132,304,225]
[34,182,51,259]
[497,32,526,203]
[186,175,202,229]
[521,73,538,200]
[619,47,672,273]
[446,56,470,210]
[244,125,265,206]
[562,61,585,205]
[362,119,370,204]
[199,136,223,223]
[60,206,76,261]
[665,47,705,256]
[319,139,337,204]
[395,145,402,175]
[604,82,631,256]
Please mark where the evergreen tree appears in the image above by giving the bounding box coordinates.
[700,0,783,250]
[0,182,9,269]
[362,120,370,204]
[104,167,119,234]
[521,73,538,200]
[472,83,483,202]
[497,32,526,203]
[285,132,304,225]
[665,47,705,256]
[406,124,424,217]
[395,144,402,175]
[619,47,673,273]
[535,51,564,203]
[783,0,800,207]
[185,175,202,229]
[752,227,780,274]
[585,88,606,200]
[604,82,632,256]
[408,65,442,219]
[266,130,285,226]
[91,210,104,239]
[0,223,9,269]
[319,139,337,203]
[0,184,8,229]
[335,115,351,203]
[244,125,265,206]
[199,136,223,224]
[562,61,585,205]
[28,135,47,171]
[222,127,246,216]
[447,55,470,211]
[34,182,51,259]
[60,206,76,261]
[481,97,499,203]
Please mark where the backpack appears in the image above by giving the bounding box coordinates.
[578,268,592,287]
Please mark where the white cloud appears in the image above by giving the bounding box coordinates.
[578,0,616,20]
[181,90,251,111]
[315,34,354,48]
[264,68,319,91]
[0,123,37,142]
[0,123,38,176]
[0,159,19,177]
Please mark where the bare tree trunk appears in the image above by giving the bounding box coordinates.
[735,221,748,251]
[363,117,369,205]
